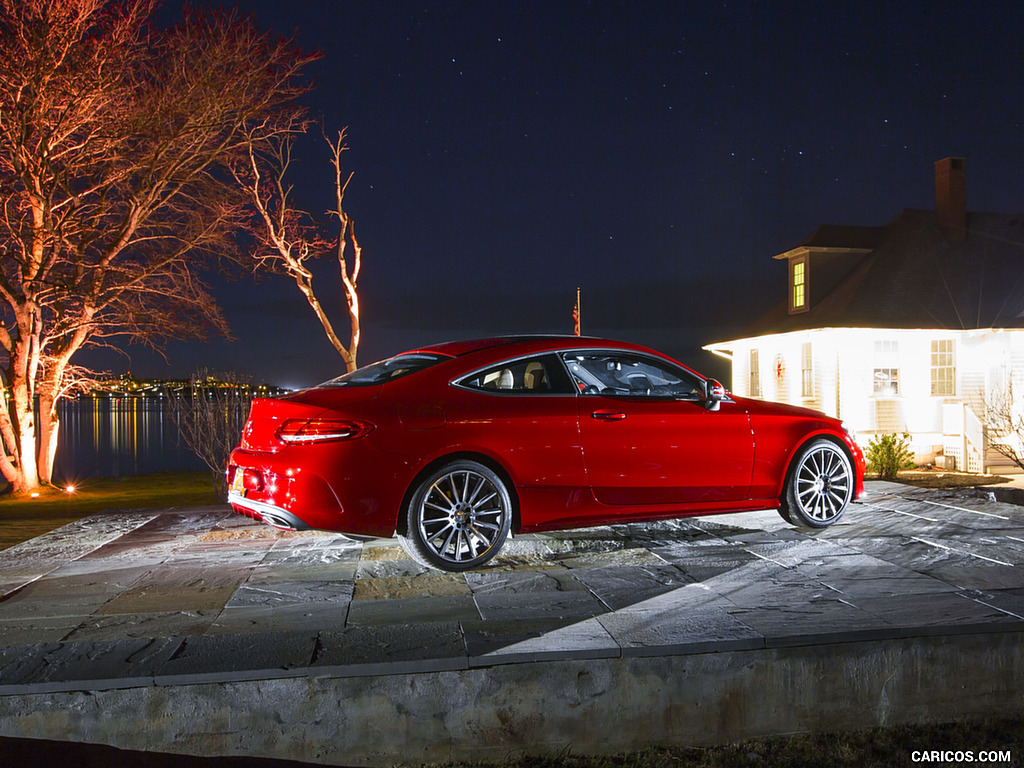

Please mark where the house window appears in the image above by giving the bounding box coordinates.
[875,340,898,356]
[801,342,813,397]
[790,258,807,312]
[749,349,761,397]
[873,340,899,396]
[873,368,900,396]
[931,339,956,396]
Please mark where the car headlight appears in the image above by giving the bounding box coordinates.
[841,422,859,445]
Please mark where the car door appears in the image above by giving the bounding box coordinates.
[450,352,588,491]
[564,351,754,505]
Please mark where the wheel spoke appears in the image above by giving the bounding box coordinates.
[433,483,456,508]
[473,491,498,508]
[447,474,462,504]
[438,526,458,557]
[467,475,486,505]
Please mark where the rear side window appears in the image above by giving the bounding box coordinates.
[458,354,574,394]
[318,353,447,387]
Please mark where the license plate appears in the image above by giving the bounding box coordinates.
[230,468,247,496]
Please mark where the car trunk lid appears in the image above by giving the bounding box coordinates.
[239,386,382,453]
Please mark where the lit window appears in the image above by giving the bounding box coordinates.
[873,368,900,396]
[930,339,955,396]
[801,342,813,398]
[749,349,761,397]
[873,340,900,396]
[791,259,806,310]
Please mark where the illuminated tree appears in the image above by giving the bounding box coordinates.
[0,0,315,492]
[235,125,363,373]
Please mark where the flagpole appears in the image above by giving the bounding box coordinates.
[573,286,581,336]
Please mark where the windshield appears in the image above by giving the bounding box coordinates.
[318,353,448,387]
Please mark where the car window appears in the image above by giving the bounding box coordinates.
[318,353,447,387]
[562,352,702,398]
[459,354,574,394]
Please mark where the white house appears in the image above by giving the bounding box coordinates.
[704,158,1024,473]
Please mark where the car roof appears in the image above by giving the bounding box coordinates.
[403,334,679,363]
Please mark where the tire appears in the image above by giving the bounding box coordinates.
[398,460,512,571]
[776,504,795,525]
[780,439,854,528]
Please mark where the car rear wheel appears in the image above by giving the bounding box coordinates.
[781,439,853,528]
[398,460,512,571]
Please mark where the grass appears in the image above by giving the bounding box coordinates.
[0,471,221,551]
[437,716,1024,768]
[4,715,1022,767]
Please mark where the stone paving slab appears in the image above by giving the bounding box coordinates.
[0,636,182,694]
[2,482,1024,695]
[153,630,318,685]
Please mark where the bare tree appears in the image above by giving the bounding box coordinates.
[164,371,253,500]
[235,125,363,373]
[0,0,316,492]
[987,378,1024,472]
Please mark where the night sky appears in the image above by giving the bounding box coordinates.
[98,1,1024,389]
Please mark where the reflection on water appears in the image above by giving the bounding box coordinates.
[54,397,207,481]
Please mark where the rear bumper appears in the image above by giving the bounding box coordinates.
[227,491,312,531]
[226,445,401,538]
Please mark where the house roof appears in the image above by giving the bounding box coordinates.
[777,224,886,256]
[724,208,1024,341]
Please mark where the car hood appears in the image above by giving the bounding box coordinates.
[732,395,838,423]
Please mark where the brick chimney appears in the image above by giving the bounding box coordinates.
[934,157,966,242]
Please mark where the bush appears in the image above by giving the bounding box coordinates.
[866,432,915,480]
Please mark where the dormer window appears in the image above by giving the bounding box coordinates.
[790,257,808,313]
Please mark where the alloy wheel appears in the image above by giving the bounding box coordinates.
[789,441,853,526]
[405,461,512,570]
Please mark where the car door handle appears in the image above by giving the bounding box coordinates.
[591,410,627,421]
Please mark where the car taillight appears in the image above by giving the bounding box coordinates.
[275,418,375,444]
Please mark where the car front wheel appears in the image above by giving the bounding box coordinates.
[398,460,512,571]
[781,439,854,528]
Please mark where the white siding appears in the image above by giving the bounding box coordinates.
[709,327,1024,470]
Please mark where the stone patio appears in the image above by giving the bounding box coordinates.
[1,480,1022,763]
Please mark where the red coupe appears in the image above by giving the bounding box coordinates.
[227,336,864,571]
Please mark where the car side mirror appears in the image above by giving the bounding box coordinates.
[703,378,726,411]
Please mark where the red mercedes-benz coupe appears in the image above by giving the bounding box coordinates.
[227,336,864,571]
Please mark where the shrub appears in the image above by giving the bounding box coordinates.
[866,432,915,480]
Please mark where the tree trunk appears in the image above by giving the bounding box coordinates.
[15,407,39,492]
[37,395,59,485]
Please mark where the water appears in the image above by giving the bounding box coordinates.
[54,397,208,481]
